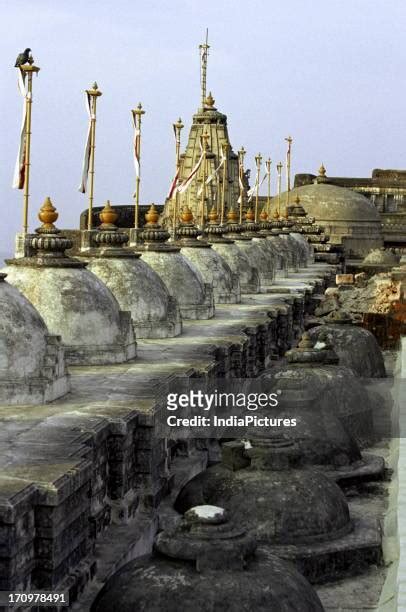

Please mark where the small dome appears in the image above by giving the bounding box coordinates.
[211,242,260,293]
[0,274,69,404]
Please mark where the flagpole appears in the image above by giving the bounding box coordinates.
[254,152,262,223]
[266,157,272,218]
[86,83,102,231]
[20,56,40,234]
[238,146,246,224]
[132,102,145,241]
[276,161,283,219]
[200,130,210,228]
[172,117,184,240]
[220,142,229,225]
[285,135,293,214]
[199,29,210,109]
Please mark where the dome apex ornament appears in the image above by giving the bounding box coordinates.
[99,200,119,229]
[205,91,215,107]
[38,197,58,231]
[208,205,219,224]
[180,205,194,224]
[318,163,326,177]
[145,203,160,225]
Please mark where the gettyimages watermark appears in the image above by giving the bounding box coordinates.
[154,377,400,440]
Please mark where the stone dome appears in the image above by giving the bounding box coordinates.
[308,315,386,377]
[260,335,376,447]
[86,254,182,338]
[91,508,324,612]
[0,274,69,404]
[275,184,383,258]
[211,241,260,293]
[175,464,351,546]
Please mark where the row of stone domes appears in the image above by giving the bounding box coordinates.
[0,196,314,405]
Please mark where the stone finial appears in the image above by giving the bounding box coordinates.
[318,163,326,177]
[38,197,58,231]
[94,200,129,249]
[285,331,339,365]
[297,332,314,350]
[145,204,160,225]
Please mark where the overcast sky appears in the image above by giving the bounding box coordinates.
[1,0,405,254]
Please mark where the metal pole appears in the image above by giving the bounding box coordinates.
[266,158,272,218]
[285,135,293,211]
[200,130,209,228]
[277,162,283,219]
[132,102,145,239]
[86,82,102,230]
[220,143,228,225]
[20,58,40,234]
[254,152,262,223]
[172,117,184,240]
[238,147,246,224]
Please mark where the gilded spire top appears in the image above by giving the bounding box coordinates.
[318,163,326,177]
[205,91,215,107]
[38,197,58,231]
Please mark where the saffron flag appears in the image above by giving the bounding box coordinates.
[12,69,28,189]
[78,92,93,193]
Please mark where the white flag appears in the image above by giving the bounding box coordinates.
[12,69,28,189]
[197,148,226,196]
[133,119,141,179]
[78,93,92,193]
[177,151,204,194]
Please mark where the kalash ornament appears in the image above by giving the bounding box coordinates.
[91,505,324,612]
[79,201,183,339]
[138,205,215,320]
[4,198,137,365]
[175,206,241,304]
[175,437,382,584]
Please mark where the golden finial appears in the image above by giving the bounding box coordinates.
[318,163,326,177]
[295,195,301,205]
[38,197,58,230]
[145,204,159,225]
[245,207,255,222]
[272,208,280,220]
[205,91,215,107]
[208,205,219,224]
[99,200,118,226]
[180,205,194,224]
[260,208,268,221]
[227,206,238,223]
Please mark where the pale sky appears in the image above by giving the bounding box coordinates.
[1,0,405,255]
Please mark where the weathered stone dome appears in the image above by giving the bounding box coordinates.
[175,464,351,546]
[275,184,383,257]
[0,274,70,404]
[91,507,325,612]
[211,241,261,293]
[308,314,386,377]
[261,335,376,446]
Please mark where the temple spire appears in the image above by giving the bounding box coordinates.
[199,29,210,108]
